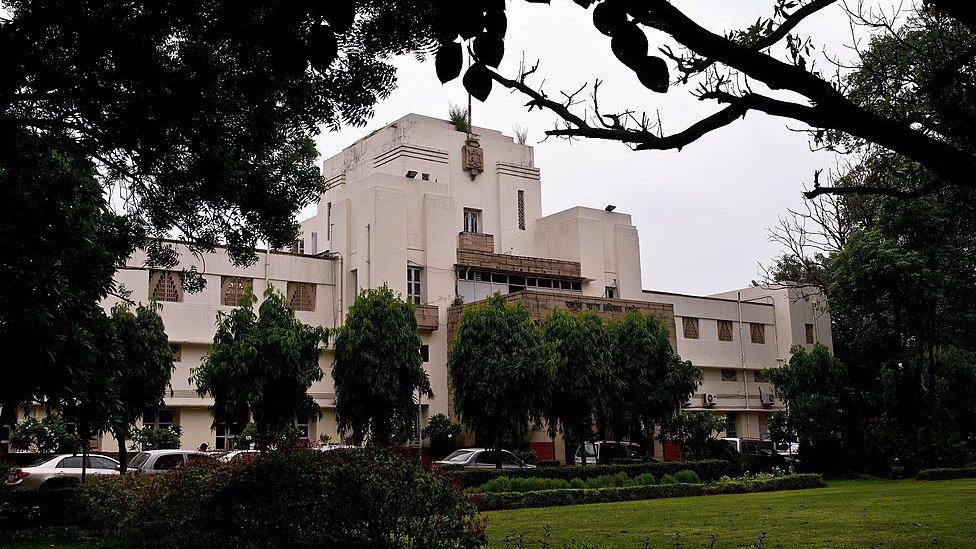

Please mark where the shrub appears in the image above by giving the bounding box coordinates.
[422,413,462,460]
[660,474,678,485]
[131,425,182,450]
[475,474,826,511]
[536,460,561,468]
[917,466,976,480]
[444,459,730,488]
[77,448,486,548]
[674,469,701,484]
[633,473,657,486]
[568,478,586,489]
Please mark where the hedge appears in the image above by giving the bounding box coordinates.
[447,459,731,488]
[473,473,826,511]
[916,466,976,480]
[0,490,76,530]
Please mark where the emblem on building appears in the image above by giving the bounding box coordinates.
[462,136,484,180]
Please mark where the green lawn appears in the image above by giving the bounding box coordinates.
[484,479,976,548]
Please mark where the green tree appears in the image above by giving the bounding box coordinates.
[448,294,555,468]
[659,411,727,461]
[192,286,328,450]
[131,425,182,450]
[332,285,432,446]
[422,413,462,460]
[9,414,81,454]
[606,312,700,451]
[540,310,613,464]
[106,303,175,472]
[767,344,857,474]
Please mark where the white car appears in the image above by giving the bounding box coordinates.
[433,448,536,469]
[217,449,261,463]
[126,449,212,473]
[4,454,120,491]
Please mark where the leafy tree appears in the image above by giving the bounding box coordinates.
[767,344,858,474]
[659,411,727,461]
[422,413,462,459]
[1,0,436,406]
[131,425,182,451]
[106,303,175,472]
[605,312,701,451]
[448,294,555,468]
[9,414,81,454]
[433,1,974,198]
[192,286,328,450]
[540,310,613,464]
[332,285,432,446]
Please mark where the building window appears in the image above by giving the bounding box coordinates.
[221,276,253,307]
[682,317,699,339]
[605,286,616,299]
[350,269,358,297]
[287,282,316,312]
[326,202,332,241]
[407,266,423,305]
[310,232,318,255]
[721,368,738,382]
[517,190,525,230]
[754,370,766,382]
[750,323,765,344]
[215,423,240,450]
[805,323,816,344]
[149,270,183,302]
[143,409,176,431]
[420,344,429,362]
[463,208,482,234]
[718,320,734,342]
[724,412,737,437]
[291,236,305,254]
[295,420,310,440]
[170,344,182,363]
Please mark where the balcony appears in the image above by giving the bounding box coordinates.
[415,304,439,331]
[458,232,494,253]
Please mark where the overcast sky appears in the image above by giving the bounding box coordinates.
[310,0,890,296]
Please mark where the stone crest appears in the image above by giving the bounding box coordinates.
[462,136,484,180]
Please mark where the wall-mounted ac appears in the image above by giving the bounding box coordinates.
[702,393,717,407]
[760,393,775,407]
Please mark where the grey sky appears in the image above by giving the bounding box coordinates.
[311,0,889,296]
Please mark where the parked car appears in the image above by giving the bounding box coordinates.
[4,454,120,491]
[217,449,261,463]
[126,449,213,473]
[574,441,648,465]
[722,438,787,471]
[433,448,536,469]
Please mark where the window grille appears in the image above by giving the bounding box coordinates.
[518,190,525,230]
[287,282,316,311]
[149,270,183,302]
[750,323,765,344]
[682,317,699,339]
[805,323,816,344]
[407,266,423,305]
[718,320,734,342]
[721,368,738,382]
[221,276,252,307]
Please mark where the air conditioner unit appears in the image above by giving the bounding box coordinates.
[760,393,776,407]
[702,393,717,407]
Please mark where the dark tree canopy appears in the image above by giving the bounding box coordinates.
[433,0,975,198]
[332,285,432,446]
[193,286,329,448]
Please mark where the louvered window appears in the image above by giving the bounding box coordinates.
[287,282,316,311]
[718,320,734,342]
[682,317,699,339]
[221,276,252,306]
[750,323,765,344]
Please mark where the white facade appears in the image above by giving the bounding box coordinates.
[26,114,830,458]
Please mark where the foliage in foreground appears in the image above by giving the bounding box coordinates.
[76,447,486,548]
[916,466,976,481]
[445,459,731,489]
[474,473,825,511]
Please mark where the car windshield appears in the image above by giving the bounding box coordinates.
[128,452,150,469]
[441,450,474,463]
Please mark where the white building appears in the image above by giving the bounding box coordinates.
[9,114,831,459]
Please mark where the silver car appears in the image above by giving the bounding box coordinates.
[127,449,212,473]
[433,448,536,469]
[4,454,120,491]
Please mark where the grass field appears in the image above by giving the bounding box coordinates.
[484,479,976,548]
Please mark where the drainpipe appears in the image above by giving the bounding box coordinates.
[738,292,750,429]
[264,247,270,289]
[366,223,372,289]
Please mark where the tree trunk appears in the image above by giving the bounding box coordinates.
[495,436,502,470]
[116,427,128,474]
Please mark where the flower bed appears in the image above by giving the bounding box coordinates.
[472,473,826,511]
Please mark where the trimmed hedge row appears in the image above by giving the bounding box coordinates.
[0,490,75,530]
[917,466,976,480]
[473,473,826,511]
[447,459,731,488]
